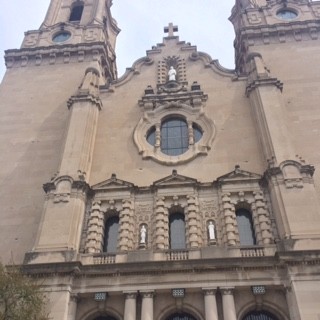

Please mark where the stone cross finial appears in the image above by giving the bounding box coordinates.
[164,23,178,37]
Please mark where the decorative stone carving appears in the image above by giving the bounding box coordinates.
[119,199,135,251]
[187,195,202,248]
[221,193,237,246]
[134,89,215,165]
[253,192,273,245]
[155,197,168,249]
[85,201,104,253]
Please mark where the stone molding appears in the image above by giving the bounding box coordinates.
[263,159,315,189]
[82,169,278,256]
[5,42,108,70]
[134,88,215,165]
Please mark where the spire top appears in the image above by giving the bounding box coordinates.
[164,23,178,37]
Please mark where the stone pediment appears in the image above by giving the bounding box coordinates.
[92,174,135,191]
[153,170,198,188]
[217,165,262,184]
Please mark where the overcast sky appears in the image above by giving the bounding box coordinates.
[0,1,236,81]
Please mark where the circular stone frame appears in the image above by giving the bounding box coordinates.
[133,102,215,165]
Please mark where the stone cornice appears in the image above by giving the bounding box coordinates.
[4,42,108,69]
[235,20,320,48]
[246,77,284,96]
[67,92,102,110]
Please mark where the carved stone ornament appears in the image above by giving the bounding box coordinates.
[134,101,215,165]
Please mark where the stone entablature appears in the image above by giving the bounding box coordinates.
[5,43,109,69]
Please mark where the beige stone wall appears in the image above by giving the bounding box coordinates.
[248,40,320,195]
[90,40,265,187]
[0,62,93,263]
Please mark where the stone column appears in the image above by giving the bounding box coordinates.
[221,287,237,320]
[124,291,137,320]
[119,199,134,251]
[187,195,202,248]
[221,193,237,246]
[155,197,168,249]
[141,291,154,320]
[203,288,218,320]
[85,201,104,253]
[67,294,78,320]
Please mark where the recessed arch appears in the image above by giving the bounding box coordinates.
[169,211,186,250]
[158,304,203,320]
[235,208,256,246]
[103,215,119,253]
[78,307,122,320]
[237,300,290,320]
[69,1,84,22]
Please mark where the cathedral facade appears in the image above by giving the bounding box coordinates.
[0,1,320,319]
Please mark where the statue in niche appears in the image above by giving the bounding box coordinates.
[140,225,147,244]
[208,221,216,241]
[168,66,177,81]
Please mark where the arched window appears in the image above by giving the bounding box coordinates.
[166,313,197,320]
[169,213,186,249]
[94,317,117,320]
[243,311,279,320]
[236,208,256,246]
[103,216,119,252]
[161,118,189,156]
[146,117,203,156]
[69,3,84,22]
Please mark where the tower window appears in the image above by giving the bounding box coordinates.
[103,216,119,252]
[236,208,256,246]
[169,212,186,250]
[276,9,297,20]
[52,31,71,43]
[69,3,84,22]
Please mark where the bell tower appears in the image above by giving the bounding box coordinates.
[6,0,120,83]
[230,0,320,251]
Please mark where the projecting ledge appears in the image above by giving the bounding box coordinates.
[80,245,277,265]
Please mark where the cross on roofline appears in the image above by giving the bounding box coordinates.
[164,23,178,37]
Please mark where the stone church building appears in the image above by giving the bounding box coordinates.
[1,0,320,319]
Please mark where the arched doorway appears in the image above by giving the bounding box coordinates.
[243,311,279,320]
[166,313,197,320]
[93,317,117,320]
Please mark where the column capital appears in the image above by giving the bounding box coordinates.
[220,287,235,295]
[70,293,80,303]
[140,290,155,298]
[202,287,218,295]
[124,291,138,299]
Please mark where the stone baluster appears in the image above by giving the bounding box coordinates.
[203,288,218,320]
[85,201,104,253]
[187,195,201,248]
[141,291,154,320]
[222,193,237,246]
[254,191,273,245]
[124,291,137,320]
[221,287,237,320]
[155,197,168,249]
[119,199,134,251]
